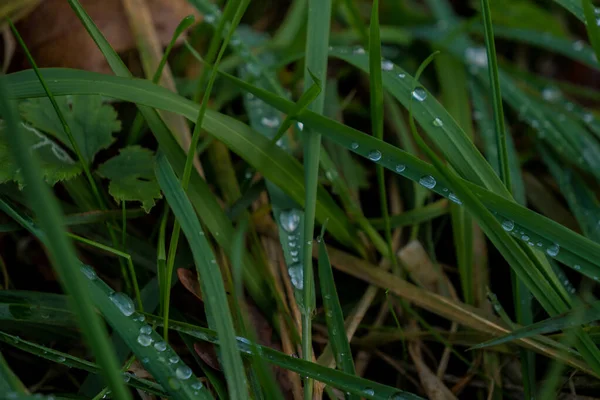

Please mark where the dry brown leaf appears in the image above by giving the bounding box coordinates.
[177,268,203,301]
[15,0,198,72]
[408,323,458,400]
[193,341,221,371]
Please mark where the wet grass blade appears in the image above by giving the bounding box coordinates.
[581,0,600,66]
[301,2,333,397]
[0,76,131,400]
[471,301,600,350]
[155,153,247,399]
[368,0,396,274]
[479,0,510,190]
[8,68,600,275]
[317,230,358,391]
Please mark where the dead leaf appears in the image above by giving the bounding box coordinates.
[15,0,198,72]
[177,268,203,301]
[193,341,221,371]
[408,323,458,400]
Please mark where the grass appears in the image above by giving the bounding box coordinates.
[3,0,600,399]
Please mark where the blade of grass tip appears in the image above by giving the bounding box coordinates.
[479,0,510,191]
[155,152,247,399]
[369,0,397,275]
[301,1,332,398]
[164,0,249,342]
[271,70,321,145]
[582,0,600,64]
[192,0,240,103]
[471,300,600,350]
[0,77,131,400]
[8,19,137,297]
[317,223,358,397]
[128,15,195,145]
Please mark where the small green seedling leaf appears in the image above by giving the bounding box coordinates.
[0,122,82,185]
[97,146,162,212]
[20,95,120,164]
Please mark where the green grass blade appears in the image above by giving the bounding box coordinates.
[301,2,332,397]
[155,152,247,399]
[471,301,600,350]
[581,0,600,69]
[368,0,396,275]
[9,68,600,274]
[0,352,26,395]
[317,231,358,387]
[0,76,131,400]
[479,0,510,190]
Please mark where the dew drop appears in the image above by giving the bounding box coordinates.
[381,60,394,71]
[353,47,365,55]
[448,193,462,205]
[362,387,375,396]
[192,381,203,390]
[80,265,97,280]
[418,175,436,189]
[351,142,359,150]
[412,87,427,102]
[397,73,406,78]
[542,87,561,102]
[501,220,514,232]
[573,40,585,51]
[261,116,279,128]
[176,365,193,380]
[169,355,180,364]
[465,47,488,67]
[109,292,135,316]
[288,264,304,290]
[290,250,298,257]
[140,325,152,335]
[204,14,216,24]
[137,334,153,347]
[142,357,150,364]
[280,210,301,233]
[368,150,382,161]
[395,164,406,173]
[122,372,132,383]
[521,235,530,241]
[297,122,304,131]
[56,356,66,363]
[575,264,581,270]
[546,244,560,257]
[154,341,167,352]
[433,117,443,127]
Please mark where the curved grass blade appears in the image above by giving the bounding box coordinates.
[0,75,131,400]
[0,332,168,397]
[478,0,510,190]
[8,68,600,274]
[155,153,247,399]
[317,229,357,393]
[0,352,26,395]
[471,301,600,351]
[300,3,333,397]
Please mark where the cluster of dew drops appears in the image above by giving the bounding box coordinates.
[79,265,205,395]
[279,209,304,290]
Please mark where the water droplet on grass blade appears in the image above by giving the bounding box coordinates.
[547,244,560,257]
[501,220,514,232]
[362,387,375,396]
[81,265,97,280]
[169,355,180,364]
[288,264,303,290]
[412,87,427,102]
[176,365,193,380]
[137,334,152,347]
[351,142,359,150]
[448,193,461,204]
[192,381,203,390]
[109,292,135,316]
[140,325,152,335]
[433,117,443,127]
[381,60,394,71]
[419,175,436,189]
[368,150,382,161]
[280,210,301,233]
[395,164,406,173]
[260,116,279,128]
[154,341,167,352]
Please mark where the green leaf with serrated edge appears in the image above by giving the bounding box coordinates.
[20,95,120,164]
[0,122,81,185]
[97,146,161,212]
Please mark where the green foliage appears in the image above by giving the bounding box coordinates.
[97,146,162,212]
[0,122,81,185]
[20,95,120,164]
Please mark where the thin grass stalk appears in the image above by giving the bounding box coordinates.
[301,1,333,398]
[0,75,132,400]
